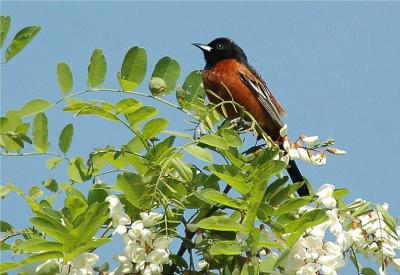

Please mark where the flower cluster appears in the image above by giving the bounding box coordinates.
[35,253,99,275]
[352,201,400,274]
[280,184,400,275]
[106,196,172,275]
[279,124,346,166]
[106,195,131,235]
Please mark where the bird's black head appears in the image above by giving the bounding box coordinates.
[193,37,247,69]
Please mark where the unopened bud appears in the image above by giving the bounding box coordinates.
[279,124,288,137]
[149,77,167,96]
[326,147,347,155]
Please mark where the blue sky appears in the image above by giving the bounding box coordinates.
[1,1,400,274]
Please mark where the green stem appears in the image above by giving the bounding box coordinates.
[55,88,195,118]
[0,152,71,164]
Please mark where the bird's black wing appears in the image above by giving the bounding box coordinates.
[239,71,284,128]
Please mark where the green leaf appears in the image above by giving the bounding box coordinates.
[273,197,313,216]
[184,144,213,162]
[42,179,58,193]
[170,157,193,182]
[58,123,73,154]
[197,189,248,210]
[20,251,63,265]
[68,202,109,247]
[0,183,23,198]
[285,209,328,247]
[0,220,13,232]
[87,48,107,88]
[0,16,11,48]
[57,63,73,94]
[209,241,242,255]
[361,267,377,275]
[259,256,276,273]
[63,238,110,262]
[67,157,90,183]
[115,98,142,114]
[151,56,181,94]
[0,262,21,272]
[5,25,41,61]
[35,260,60,274]
[28,186,43,199]
[178,70,205,108]
[220,129,243,148]
[207,164,250,195]
[126,106,158,126]
[32,112,49,153]
[72,105,118,121]
[333,188,350,200]
[29,216,69,243]
[268,182,305,206]
[46,157,63,170]
[198,134,229,150]
[118,46,147,91]
[65,195,88,222]
[16,239,63,253]
[88,182,110,205]
[142,118,169,139]
[19,99,52,117]
[116,172,147,209]
[197,216,242,231]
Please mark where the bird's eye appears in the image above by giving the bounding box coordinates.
[216,43,223,49]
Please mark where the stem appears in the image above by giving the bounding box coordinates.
[169,184,232,274]
[55,88,195,118]
[0,152,71,164]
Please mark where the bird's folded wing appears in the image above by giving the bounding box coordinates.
[239,71,284,128]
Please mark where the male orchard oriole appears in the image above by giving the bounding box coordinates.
[193,37,310,196]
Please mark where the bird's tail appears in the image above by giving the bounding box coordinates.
[287,159,310,196]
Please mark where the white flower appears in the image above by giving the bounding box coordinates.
[311,152,327,166]
[129,220,145,239]
[301,136,319,147]
[71,253,99,270]
[106,195,131,235]
[316,184,336,208]
[140,212,163,227]
[307,221,330,238]
[298,148,311,163]
[296,263,321,275]
[326,209,342,235]
[143,263,163,275]
[59,253,99,275]
[288,147,300,159]
[153,236,172,249]
[145,248,170,264]
[392,258,400,271]
[382,203,389,211]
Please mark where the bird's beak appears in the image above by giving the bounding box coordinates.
[192,43,212,52]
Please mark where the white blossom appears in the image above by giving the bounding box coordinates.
[111,212,171,275]
[105,195,131,235]
[140,212,163,227]
[316,184,336,208]
[301,135,319,147]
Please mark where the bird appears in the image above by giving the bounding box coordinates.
[193,37,310,196]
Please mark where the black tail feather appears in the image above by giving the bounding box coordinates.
[287,159,310,196]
